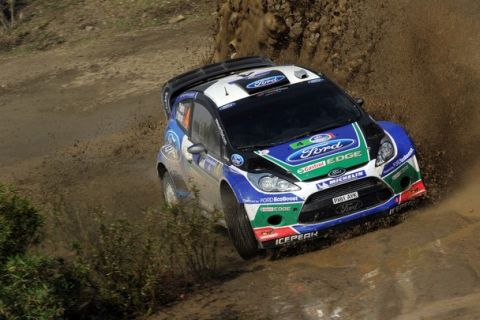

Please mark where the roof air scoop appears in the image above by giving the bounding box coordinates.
[294,69,309,79]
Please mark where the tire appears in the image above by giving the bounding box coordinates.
[162,173,178,206]
[222,189,259,260]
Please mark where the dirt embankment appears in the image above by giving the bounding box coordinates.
[214,0,480,200]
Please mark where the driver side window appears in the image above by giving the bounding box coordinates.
[191,102,221,157]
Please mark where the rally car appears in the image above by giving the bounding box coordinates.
[157,56,426,259]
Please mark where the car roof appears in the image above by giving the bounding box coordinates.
[196,65,321,107]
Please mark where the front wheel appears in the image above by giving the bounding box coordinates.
[222,190,259,260]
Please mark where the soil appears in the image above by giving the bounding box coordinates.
[1,0,480,319]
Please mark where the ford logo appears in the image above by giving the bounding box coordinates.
[287,139,355,163]
[328,168,346,178]
[246,75,286,89]
[230,153,244,167]
[335,200,363,215]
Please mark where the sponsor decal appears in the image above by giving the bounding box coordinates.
[389,202,414,214]
[202,156,223,177]
[246,75,286,89]
[310,133,335,144]
[258,149,270,156]
[328,167,346,178]
[165,131,179,149]
[275,231,320,245]
[161,131,180,161]
[297,161,326,174]
[308,78,324,84]
[259,196,300,203]
[161,144,178,160]
[298,151,363,175]
[214,163,223,177]
[231,153,244,167]
[399,180,426,203]
[392,165,409,180]
[317,170,366,189]
[254,226,297,241]
[164,91,169,108]
[218,102,236,111]
[290,133,335,150]
[335,200,363,215]
[260,206,293,212]
[215,119,227,144]
[325,151,362,165]
[287,139,355,163]
[257,87,288,97]
[391,148,414,170]
[257,227,276,239]
[203,156,217,169]
[174,91,197,104]
[389,181,426,213]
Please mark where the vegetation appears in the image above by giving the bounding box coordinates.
[0,1,14,30]
[0,185,43,261]
[0,185,82,319]
[0,184,220,319]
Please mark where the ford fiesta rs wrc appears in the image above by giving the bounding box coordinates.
[157,56,426,259]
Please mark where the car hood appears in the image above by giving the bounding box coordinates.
[253,122,370,181]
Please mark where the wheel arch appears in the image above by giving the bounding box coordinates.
[157,162,167,179]
[220,179,241,205]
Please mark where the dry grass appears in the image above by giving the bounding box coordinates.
[0,0,212,52]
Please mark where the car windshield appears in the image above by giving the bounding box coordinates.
[218,80,362,149]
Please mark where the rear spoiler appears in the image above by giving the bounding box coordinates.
[161,56,275,117]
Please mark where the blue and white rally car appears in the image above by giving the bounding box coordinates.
[157,56,426,259]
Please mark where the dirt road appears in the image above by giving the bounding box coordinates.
[0,10,214,214]
[154,168,480,319]
[1,0,480,319]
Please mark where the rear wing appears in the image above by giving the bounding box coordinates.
[161,56,275,117]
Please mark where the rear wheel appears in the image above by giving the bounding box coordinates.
[222,189,259,260]
[162,173,178,206]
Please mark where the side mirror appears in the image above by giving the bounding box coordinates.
[355,98,364,106]
[187,143,207,155]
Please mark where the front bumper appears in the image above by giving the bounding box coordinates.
[244,156,427,248]
[258,180,425,248]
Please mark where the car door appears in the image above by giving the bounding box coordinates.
[186,100,224,211]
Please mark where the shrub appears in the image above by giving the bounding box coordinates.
[0,185,43,263]
[75,214,174,318]
[160,202,220,281]
[72,198,220,318]
[0,255,87,320]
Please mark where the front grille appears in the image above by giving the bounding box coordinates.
[298,178,393,224]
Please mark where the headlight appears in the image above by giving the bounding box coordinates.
[376,137,395,166]
[248,173,300,192]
